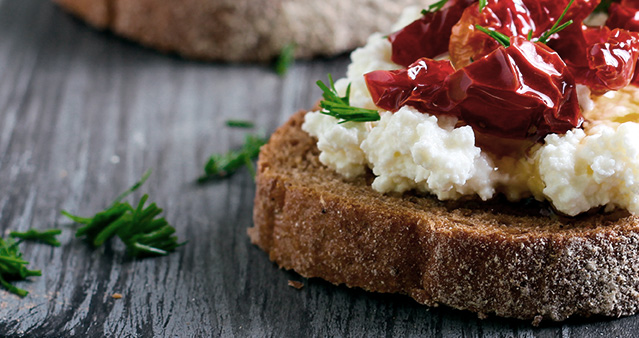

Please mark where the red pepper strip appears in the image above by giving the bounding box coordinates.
[365,37,582,141]
[365,58,456,113]
[389,0,475,67]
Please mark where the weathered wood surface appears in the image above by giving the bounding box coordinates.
[0,1,638,336]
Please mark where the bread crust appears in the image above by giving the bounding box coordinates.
[249,110,639,322]
[54,0,428,62]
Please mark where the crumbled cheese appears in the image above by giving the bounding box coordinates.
[537,123,639,216]
[302,112,369,179]
[361,107,495,200]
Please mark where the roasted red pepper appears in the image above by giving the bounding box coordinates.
[365,37,582,141]
[389,0,475,67]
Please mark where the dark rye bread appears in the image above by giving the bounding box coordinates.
[53,0,428,62]
[249,110,639,323]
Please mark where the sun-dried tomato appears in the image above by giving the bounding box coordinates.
[449,0,600,68]
[365,58,456,112]
[450,37,582,140]
[606,2,639,31]
[365,37,582,141]
[549,24,639,94]
[389,0,475,67]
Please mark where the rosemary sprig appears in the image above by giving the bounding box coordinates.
[198,134,266,182]
[62,170,184,257]
[317,74,380,124]
[0,238,41,297]
[274,43,296,76]
[421,0,449,14]
[538,0,575,44]
[10,229,62,247]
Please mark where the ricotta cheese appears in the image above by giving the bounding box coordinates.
[303,7,639,216]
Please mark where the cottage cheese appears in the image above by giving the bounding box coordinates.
[302,7,639,216]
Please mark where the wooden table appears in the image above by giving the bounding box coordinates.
[0,1,637,336]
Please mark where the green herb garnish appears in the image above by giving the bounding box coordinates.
[0,238,41,297]
[226,120,255,128]
[478,0,487,12]
[317,74,380,124]
[198,134,266,182]
[421,0,449,14]
[62,170,184,257]
[275,43,296,76]
[475,25,511,47]
[10,229,62,247]
[537,0,575,44]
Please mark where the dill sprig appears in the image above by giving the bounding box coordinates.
[475,25,511,47]
[0,238,41,297]
[198,134,266,183]
[421,0,449,14]
[226,120,255,128]
[62,170,184,257]
[10,229,62,247]
[538,0,575,44]
[317,74,380,124]
[274,43,296,76]
[479,0,487,12]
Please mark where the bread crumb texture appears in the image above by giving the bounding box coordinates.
[250,111,639,322]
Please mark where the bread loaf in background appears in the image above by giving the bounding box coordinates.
[54,0,428,62]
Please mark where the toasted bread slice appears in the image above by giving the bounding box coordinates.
[249,110,639,323]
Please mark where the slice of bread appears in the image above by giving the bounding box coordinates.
[249,110,639,323]
[54,0,427,62]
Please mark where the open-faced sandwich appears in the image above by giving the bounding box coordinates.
[249,0,639,324]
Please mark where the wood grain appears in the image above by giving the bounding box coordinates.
[0,0,637,336]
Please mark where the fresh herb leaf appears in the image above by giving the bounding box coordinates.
[538,0,575,44]
[10,229,62,247]
[274,43,296,76]
[62,170,184,258]
[421,0,449,14]
[0,237,41,297]
[198,134,266,182]
[225,120,255,128]
[317,74,380,124]
[475,25,510,47]
[478,0,487,12]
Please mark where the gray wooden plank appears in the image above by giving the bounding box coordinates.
[0,0,635,337]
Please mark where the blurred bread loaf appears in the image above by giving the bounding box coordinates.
[54,0,428,62]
